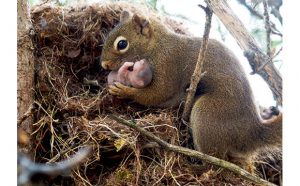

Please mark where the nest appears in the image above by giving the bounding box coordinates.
[27,2,281,185]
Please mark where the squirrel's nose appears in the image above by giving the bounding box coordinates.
[101,60,110,70]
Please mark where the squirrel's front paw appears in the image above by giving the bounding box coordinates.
[108,82,137,98]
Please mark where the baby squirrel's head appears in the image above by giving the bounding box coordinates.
[101,11,155,71]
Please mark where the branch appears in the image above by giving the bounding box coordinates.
[263,0,272,58]
[237,0,282,36]
[206,0,282,105]
[18,146,92,185]
[256,0,273,72]
[109,115,276,186]
[182,4,212,121]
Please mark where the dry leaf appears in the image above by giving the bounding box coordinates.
[66,48,81,58]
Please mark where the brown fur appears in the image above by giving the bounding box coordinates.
[101,11,282,169]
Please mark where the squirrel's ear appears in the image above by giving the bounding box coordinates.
[132,14,152,38]
[120,11,130,22]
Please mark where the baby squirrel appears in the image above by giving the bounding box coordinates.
[259,105,280,120]
[107,59,152,88]
[101,11,282,169]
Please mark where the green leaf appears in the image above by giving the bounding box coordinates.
[271,39,282,48]
[114,138,127,152]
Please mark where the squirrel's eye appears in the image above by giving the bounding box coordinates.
[118,40,127,50]
[113,36,129,53]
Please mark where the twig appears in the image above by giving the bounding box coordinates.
[272,47,282,59]
[237,0,282,36]
[257,0,272,71]
[18,146,92,186]
[109,114,276,186]
[182,4,212,121]
[263,0,272,58]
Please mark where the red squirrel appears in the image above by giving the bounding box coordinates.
[101,11,282,171]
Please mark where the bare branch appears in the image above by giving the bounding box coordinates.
[182,4,212,121]
[237,0,282,36]
[263,0,272,58]
[109,115,276,186]
[18,146,92,185]
[255,0,273,72]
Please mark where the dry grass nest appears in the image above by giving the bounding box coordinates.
[26,2,281,185]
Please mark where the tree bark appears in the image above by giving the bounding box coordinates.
[17,0,35,151]
[206,0,282,105]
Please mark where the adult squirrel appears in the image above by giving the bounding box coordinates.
[101,11,282,169]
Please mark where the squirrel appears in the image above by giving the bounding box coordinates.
[101,11,282,171]
[107,59,152,88]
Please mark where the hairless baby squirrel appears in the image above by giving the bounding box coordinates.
[107,59,152,88]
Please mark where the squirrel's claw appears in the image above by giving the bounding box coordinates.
[108,82,137,98]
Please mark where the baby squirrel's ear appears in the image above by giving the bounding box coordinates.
[120,11,130,22]
[132,14,152,38]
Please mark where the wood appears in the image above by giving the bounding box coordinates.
[263,0,272,58]
[17,0,35,150]
[18,147,91,185]
[182,5,212,121]
[110,115,276,186]
[206,0,282,105]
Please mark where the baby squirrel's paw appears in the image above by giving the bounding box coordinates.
[108,82,137,98]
